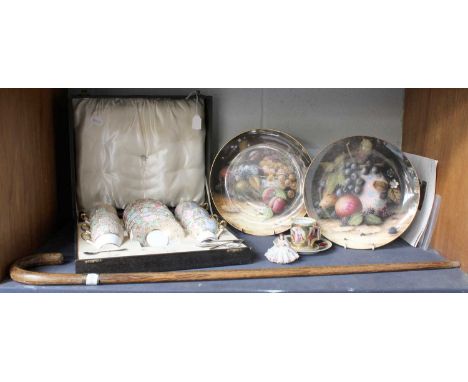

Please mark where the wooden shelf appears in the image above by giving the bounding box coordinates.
[403,89,468,271]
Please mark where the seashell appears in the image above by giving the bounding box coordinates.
[264,235,299,264]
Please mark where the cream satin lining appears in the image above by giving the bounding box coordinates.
[74,97,206,211]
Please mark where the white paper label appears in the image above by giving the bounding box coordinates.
[91,115,104,126]
[86,273,99,286]
[192,114,202,130]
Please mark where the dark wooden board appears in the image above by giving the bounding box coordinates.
[75,246,254,274]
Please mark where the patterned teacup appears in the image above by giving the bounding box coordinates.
[123,199,184,247]
[174,201,219,242]
[82,204,124,248]
[290,217,321,248]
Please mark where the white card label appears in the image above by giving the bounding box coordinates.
[91,115,104,126]
[192,114,202,130]
[86,273,99,286]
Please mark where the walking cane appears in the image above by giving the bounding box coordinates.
[10,252,461,286]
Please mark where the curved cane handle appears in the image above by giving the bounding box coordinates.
[10,253,86,286]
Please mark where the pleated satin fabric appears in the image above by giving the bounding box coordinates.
[74,97,206,211]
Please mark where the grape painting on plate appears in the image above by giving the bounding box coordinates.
[304,136,420,249]
[210,129,311,236]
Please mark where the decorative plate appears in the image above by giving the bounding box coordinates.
[209,129,311,235]
[304,136,420,249]
[285,236,333,254]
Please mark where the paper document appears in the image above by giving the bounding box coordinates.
[401,153,438,247]
[419,195,441,250]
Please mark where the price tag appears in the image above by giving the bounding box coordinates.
[90,114,104,126]
[192,114,202,130]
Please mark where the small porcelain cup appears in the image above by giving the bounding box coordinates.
[290,217,321,248]
[85,205,124,249]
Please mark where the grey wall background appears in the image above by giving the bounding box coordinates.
[70,89,405,154]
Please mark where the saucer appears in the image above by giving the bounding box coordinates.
[285,235,332,255]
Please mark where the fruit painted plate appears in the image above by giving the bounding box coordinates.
[304,136,420,249]
[284,236,333,254]
[209,129,311,235]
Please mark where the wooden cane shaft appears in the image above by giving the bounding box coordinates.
[10,252,460,286]
[99,260,460,284]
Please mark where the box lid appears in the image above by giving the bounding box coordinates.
[70,95,212,213]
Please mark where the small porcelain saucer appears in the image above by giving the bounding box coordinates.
[285,235,332,255]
